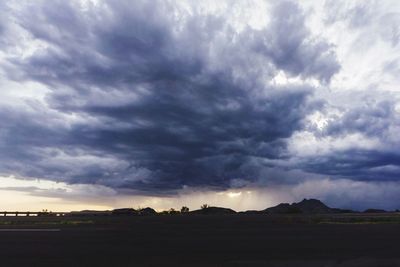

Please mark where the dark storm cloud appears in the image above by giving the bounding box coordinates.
[255,1,340,83]
[299,97,400,183]
[323,100,397,137]
[301,149,400,181]
[0,0,342,193]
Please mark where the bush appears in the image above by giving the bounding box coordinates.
[201,204,210,209]
[168,208,179,215]
[180,206,189,213]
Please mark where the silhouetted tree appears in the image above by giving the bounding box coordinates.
[201,204,210,209]
[180,206,189,213]
[168,208,179,215]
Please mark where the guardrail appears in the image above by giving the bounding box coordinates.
[0,212,67,217]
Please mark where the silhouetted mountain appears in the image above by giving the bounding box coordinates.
[139,207,157,215]
[112,208,139,216]
[191,206,236,215]
[363,208,387,213]
[264,203,301,214]
[239,210,262,214]
[69,210,111,216]
[263,199,355,214]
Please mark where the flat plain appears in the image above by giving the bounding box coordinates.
[1,214,400,267]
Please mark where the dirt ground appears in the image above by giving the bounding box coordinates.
[0,214,400,267]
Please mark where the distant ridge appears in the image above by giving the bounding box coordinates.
[111,207,156,216]
[263,199,355,214]
[191,206,236,215]
[363,208,387,213]
[32,199,394,218]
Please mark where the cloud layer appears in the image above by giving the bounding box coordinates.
[0,0,400,208]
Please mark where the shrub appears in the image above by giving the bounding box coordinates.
[201,204,210,209]
[180,206,189,213]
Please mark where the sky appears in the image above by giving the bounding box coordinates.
[0,0,400,211]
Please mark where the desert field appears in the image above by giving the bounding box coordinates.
[1,214,400,267]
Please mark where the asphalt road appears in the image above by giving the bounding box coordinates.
[0,215,400,266]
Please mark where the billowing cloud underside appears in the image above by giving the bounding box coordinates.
[0,0,399,194]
